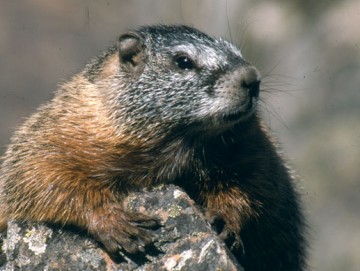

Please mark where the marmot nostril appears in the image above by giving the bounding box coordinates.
[242,80,260,99]
[240,66,261,98]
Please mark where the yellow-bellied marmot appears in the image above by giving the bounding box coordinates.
[0,25,306,270]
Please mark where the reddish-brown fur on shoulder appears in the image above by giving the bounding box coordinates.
[0,69,143,226]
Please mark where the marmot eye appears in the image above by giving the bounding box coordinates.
[174,55,196,70]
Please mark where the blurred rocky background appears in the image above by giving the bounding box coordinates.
[0,1,359,270]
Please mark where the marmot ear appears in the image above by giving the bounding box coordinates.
[118,32,145,70]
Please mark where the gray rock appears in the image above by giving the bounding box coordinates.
[0,185,243,271]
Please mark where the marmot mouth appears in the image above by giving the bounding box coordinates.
[223,97,258,122]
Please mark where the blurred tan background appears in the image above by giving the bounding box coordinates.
[0,1,359,270]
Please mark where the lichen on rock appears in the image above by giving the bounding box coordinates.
[0,185,243,271]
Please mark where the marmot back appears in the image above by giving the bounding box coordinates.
[0,25,306,270]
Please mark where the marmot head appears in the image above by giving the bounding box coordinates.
[89,25,261,139]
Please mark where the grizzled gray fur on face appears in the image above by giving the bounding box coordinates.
[85,25,260,137]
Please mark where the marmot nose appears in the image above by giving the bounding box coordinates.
[240,66,261,99]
